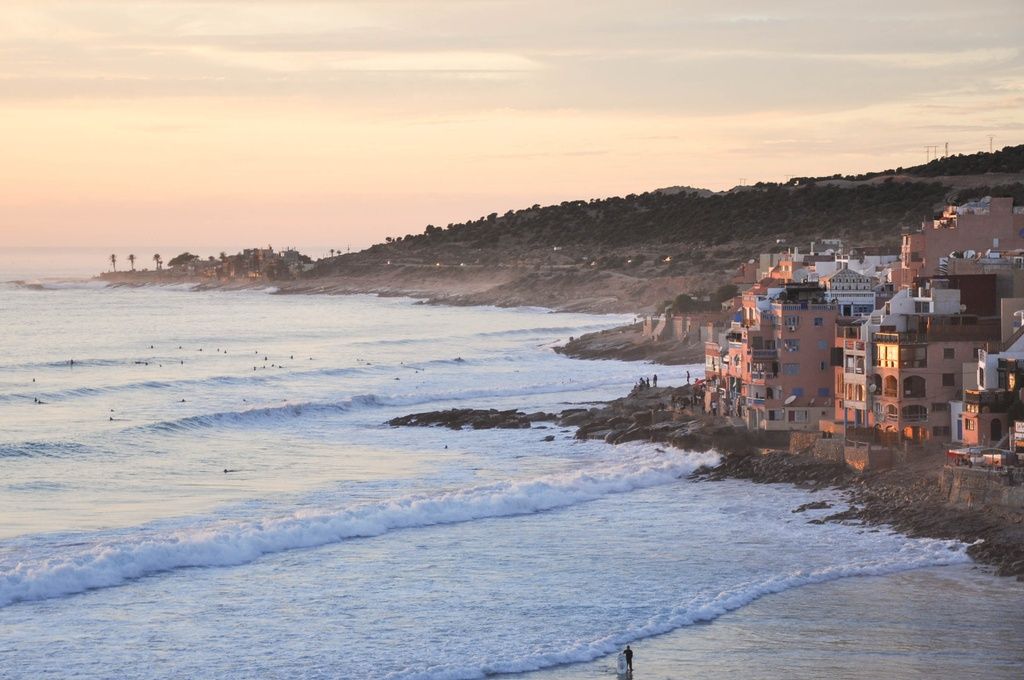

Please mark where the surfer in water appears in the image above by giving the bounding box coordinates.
[624,645,633,672]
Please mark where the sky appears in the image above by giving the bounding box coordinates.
[1,1,1023,251]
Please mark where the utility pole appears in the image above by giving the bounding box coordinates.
[944,141,948,158]
[924,146,931,163]
[988,135,995,153]
[739,178,747,187]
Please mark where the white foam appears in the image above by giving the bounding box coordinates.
[0,450,719,609]
[386,538,970,679]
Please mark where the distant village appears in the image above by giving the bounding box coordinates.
[643,195,1024,496]
[102,247,316,281]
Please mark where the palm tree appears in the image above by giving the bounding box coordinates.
[329,249,335,258]
[153,253,162,271]
[109,253,117,272]
[127,254,136,271]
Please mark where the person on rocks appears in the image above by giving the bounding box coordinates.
[652,374,658,387]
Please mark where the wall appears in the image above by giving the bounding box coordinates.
[844,442,893,471]
[940,466,1024,510]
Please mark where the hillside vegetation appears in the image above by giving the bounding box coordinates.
[301,144,1024,312]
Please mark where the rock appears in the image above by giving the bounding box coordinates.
[542,435,555,442]
[792,500,833,513]
[388,408,532,430]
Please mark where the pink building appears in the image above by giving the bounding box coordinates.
[705,283,837,431]
[893,197,1024,289]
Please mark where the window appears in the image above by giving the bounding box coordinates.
[817,387,830,397]
[902,405,927,421]
[931,402,949,412]
[965,419,976,431]
[784,339,800,352]
[943,347,955,360]
[788,409,808,422]
[942,373,955,387]
[914,301,930,314]
[814,317,824,326]
[903,375,926,398]
[818,340,828,350]
[792,387,804,397]
[932,426,951,437]
[783,363,800,376]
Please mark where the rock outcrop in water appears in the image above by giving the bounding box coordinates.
[387,408,551,430]
[388,385,1024,580]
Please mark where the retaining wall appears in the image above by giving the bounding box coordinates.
[940,466,1024,510]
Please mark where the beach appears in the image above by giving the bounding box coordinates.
[521,564,1024,680]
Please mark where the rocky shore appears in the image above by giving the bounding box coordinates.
[554,323,706,365]
[389,385,1024,580]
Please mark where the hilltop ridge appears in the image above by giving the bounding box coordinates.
[305,144,1024,311]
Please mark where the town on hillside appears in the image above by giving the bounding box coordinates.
[644,195,1024,499]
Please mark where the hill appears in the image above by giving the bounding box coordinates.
[300,145,1024,312]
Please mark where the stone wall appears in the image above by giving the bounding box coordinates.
[940,466,1024,510]
[844,443,893,472]
[813,437,845,463]
[789,431,819,454]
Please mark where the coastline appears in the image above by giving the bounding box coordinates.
[86,266,709,315]
[390,385,1024,580]
[21,277,1024,574]
[515,563,1024,680]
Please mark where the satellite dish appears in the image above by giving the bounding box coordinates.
[868,384,877,393]
[784,395,797,405]
[964,250,977,259]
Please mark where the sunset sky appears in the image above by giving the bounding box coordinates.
[2,1,1022,250]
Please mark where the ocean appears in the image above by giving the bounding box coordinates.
[1,270,1021,679]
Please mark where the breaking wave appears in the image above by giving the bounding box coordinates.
[0,450,719,609]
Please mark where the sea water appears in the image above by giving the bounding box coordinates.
[0,280,1020,679]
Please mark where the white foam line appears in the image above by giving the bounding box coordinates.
[0,450,719,609]
[388,541,970,680]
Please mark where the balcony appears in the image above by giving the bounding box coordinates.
[751,349,778,360]
[964,389,1012,412]
[874,332,926,345]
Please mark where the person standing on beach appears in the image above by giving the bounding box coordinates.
[652,374,658,387]
[624,645,633,671]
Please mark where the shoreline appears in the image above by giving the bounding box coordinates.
[18,275,700,365]
[515,563,1023,680]
[389,385,1024,580]
[82,266,710,315]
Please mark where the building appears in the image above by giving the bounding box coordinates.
[821,266,877,316]
[959,329,1024,446]
[705,282,837,431]
[892,197,1024,290]
[867,284,999,443]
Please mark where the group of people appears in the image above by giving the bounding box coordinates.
[634,374,658,391]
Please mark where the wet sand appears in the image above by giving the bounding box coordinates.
[515,564,1024,680]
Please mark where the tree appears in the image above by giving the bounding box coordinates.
[109,253,117,272]
[127,254,136,271]
[167,252,199,268]
[329,249,335,258]
[153,253,162,270]
[713,283,739,303]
